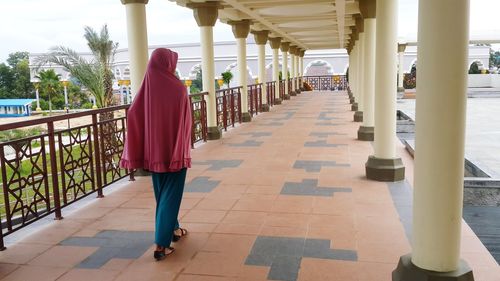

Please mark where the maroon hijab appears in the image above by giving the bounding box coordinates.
[120,48,192,173]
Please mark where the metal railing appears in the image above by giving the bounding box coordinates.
[248,83,262,116]
[266,81,276,106]
[0,93,210,249]
[303,75,347,91]
[216,87,242,131]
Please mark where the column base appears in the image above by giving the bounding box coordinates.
[354,111,363,122]
[351,102,358,112]
[242,112,252,122]
[300,87,306,91]
[296,89,301,94]
[349,96,355,104]
[290,91,297,96]
[397,87,405,93]
[357,126,374,141]
[393,254,474,281]
[284,94,291,100]
[261,104,270,112]
[207,126,222,140]
[366,155,405,182]
[274,99,282,105]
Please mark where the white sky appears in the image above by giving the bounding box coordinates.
[0,0,499,63]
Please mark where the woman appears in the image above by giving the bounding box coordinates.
[120,48,191,261]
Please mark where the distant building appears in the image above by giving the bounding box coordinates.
[0,99,35,117]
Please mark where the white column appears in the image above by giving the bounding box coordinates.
[374,0,398,159]
[63,83,69,111]
[201,26,217,128]
[122,0,149,99]
[398,44,406,90]
[253,30,269,109]
[189,2,220,139]
[361,18,376,129]
[290,52,296,92]
[258,44,267,105]
[281,42,290,97]
[273,48,280,100]
[357,32,365,112]
[237,37,248,114]
[412,0,470,272]
[35,85,41,111]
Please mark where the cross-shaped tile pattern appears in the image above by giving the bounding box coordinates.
[245,236,357,281]
[60,230,154,269]
[194,160,243,170]
[293,160,350,172]
[185,176,221,192]
[281,179,351,197]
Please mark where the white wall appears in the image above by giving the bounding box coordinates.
[468,74,500,88]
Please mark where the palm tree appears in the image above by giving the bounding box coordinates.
[35,25,118,109]
[221,71,233,88]
[36,69,61,113]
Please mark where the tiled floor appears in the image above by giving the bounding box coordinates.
[0,91,498,281]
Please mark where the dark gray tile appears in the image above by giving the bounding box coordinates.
[309,132,345,138]
[185,177,221,192]
[318,112,339,121]
[315,122,340,126]
[194,160,243,171]
[387,181,413,244]
[304,140,347,148]
[228,140,263,147]
[245,236,358,281]
[268,256,302,281]
[258,122,284,127]
[60,230,155,269]
[240,132,273,138]
[281,179,351,197]
[293,160,350,172]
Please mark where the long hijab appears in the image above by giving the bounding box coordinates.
[120,48,192,173]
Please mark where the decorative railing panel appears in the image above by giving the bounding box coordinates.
[248,84,262,116]
[266,81,275,106]
[189,92,208,146]
[216,87,242,131]
[303,75,348,91]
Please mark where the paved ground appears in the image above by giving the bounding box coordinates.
[0,91,497,281]
[398,98,500,178]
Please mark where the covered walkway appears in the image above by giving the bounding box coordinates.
[0,91,497,281]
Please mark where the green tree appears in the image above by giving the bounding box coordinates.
[36,69,61,113]
[6,52,30,68]
[35,25,118,109]
[221,71,233,88]
[469,62,481,74]
[0,63,14,98]
[0,52,34,99]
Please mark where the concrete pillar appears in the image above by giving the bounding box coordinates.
[398,43,407,92]
[280,42,290,100]
[357,0,376,140]
[366,0,405,181]
[351,27,360,111]
[253,30,269,111]
[230,20,251,122]
[121,0,149,99]
[269,37,282,104]
[299,49,305,90]
[289,46,297,95]
[188,2,221,140]
[354,19,365,122]
[393,0,474,279]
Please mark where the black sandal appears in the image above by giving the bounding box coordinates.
[154,246,175,261]
[172,228,188,242]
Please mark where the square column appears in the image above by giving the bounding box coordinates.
[354,17,365,122]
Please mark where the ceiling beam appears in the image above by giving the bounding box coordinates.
[335,0,346,48]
